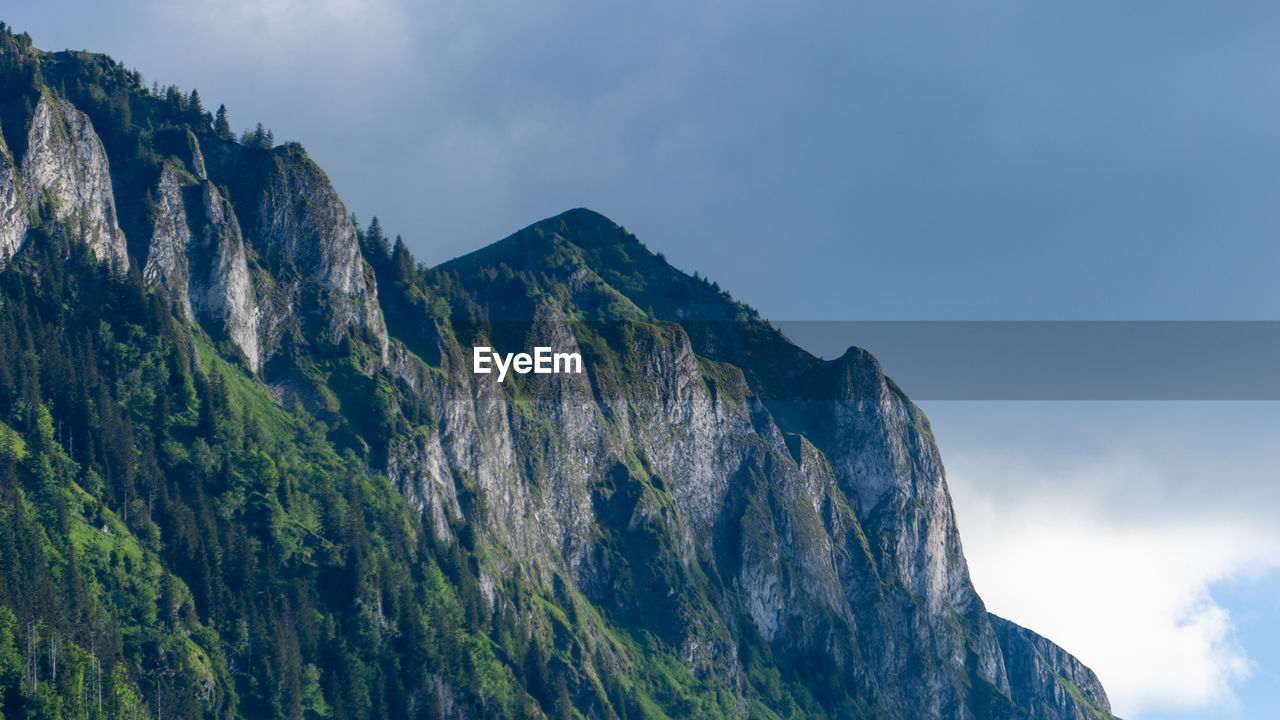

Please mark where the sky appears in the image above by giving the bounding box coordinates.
[6,2,1280,717]
[928,401,1280,719]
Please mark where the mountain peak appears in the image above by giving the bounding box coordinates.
[444,207,641,269]
[0,30,1119,720]
[542,206,622,231]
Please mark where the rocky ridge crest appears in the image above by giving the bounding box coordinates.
[0,67,1117,719]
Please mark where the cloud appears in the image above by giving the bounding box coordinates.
[148,0,412,53]
[930,402,1280,717]
[955,492,1269,715]
[17,2,1280,322]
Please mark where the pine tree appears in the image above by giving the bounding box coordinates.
[552,675,573,720]
[187,89,207,127]
[165,84,186,115]
[391,237,414,285]
[524,642,550,709]
[214,104,234,141]
[363,217,391,267]
[243,123,274,150]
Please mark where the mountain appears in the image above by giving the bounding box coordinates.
[0,25,1116,720]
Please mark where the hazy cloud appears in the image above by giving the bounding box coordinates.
[955,503,1265,715]
[929,401,1280,717]
[12,2,1280,319]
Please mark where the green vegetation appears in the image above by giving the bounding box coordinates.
[0,26,847,718]
[1055,673,1118,720]
[0,221,571,719]
[0,22,1115,720]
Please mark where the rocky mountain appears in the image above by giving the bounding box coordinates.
[0,93,128,271]
[0,26,1116,720]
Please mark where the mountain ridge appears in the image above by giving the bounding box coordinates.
[0,25,1116,720]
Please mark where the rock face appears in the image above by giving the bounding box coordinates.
[251,149,388,363]
[0,91,382,374]
[0,95,127,271]
[20,95,128,270]
[0,75,1116,716]
[0,132,27,269]
[133,126,390,375]
[195,179,259,368]
[811,348,1012,715]
[142,164,193,311]
[377,209,1119,719]
[143,160,261,369]
[992,615,1115,720]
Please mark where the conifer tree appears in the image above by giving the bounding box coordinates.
[214,104,234,141]
[187,89,206,127]
[363,217,391,267]
[391,236,414,285]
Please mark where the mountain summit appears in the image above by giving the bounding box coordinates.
[0,26,1114,720]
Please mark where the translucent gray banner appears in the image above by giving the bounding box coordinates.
[777,321,1280,400]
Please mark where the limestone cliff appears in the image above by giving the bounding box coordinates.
[0,130,26,269]
[143,160,261,369]
[140,131,385,373]
[992,615,1115,720]
[20,95,128,270]
[248,147,389,364]
[0,41,1119,716]
[0,83,383,373]
[373,209,1119,719]
[0,94,127,271]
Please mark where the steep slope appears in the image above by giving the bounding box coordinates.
[0,32,387,378]
[143,156,260,369]
[205,139,388,368]
[991,616,1114,720]
[0,93,128,271]
[400,209,1115,719]
[0,26,1116,720]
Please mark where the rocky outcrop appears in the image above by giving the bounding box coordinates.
[378,209,1117,719]
[1,93,381,374]
[387,427,462,544]
[20,95,127,270]
[992,614,1115,719]
[0,132,28,269]
[252,149,388,362]
[0,94,127,271]
[812,347,1012,714]
[195,180,259,368]
[143,164,194,313]
[0,70,1116,715]
[144,161,260,369]
[187,130,208,180]
[377,273,904,705]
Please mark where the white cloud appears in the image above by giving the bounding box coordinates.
[955,493,1270,715]
[933,403,1280,718]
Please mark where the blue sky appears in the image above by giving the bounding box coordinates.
[5,2,1280,717]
